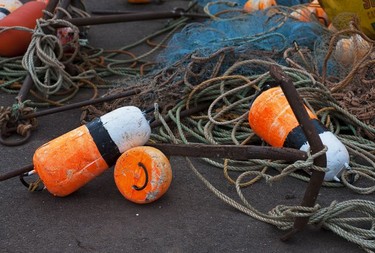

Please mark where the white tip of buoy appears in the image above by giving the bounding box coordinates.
[300,131,350,182]
[101,106,151,153]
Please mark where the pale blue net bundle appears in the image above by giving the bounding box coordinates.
[157,12,327,68]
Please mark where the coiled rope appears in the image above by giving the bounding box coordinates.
[151,93,375,252]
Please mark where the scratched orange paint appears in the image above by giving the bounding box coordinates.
[114,146,172,204]
[248,87,317,147]
[33,125,108,197]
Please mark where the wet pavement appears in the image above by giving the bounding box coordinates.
[0,1,372,252]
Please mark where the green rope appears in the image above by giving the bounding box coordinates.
[152,104,375,252]
[0,14,189,107]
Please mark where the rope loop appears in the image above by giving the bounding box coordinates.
[21,16,95,96]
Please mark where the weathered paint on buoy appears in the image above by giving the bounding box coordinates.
[0,1,46,57]
[0,0,22,20]
[33,106,151,197]
[291,0,329,25]
[248,87,350,181]
[114,146,172,204]
[243,0,276,13]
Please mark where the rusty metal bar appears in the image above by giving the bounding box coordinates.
[0,164,34,182]
[0,143,307,182]
[20,89,141,120]
[62,10,209,27]
[269,65,327,240]
[0,102,209,181]
[148,143,308,161]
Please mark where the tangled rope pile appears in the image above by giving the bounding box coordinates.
[144,61,375,251]
[81,34,375,253]
[0,0,374,251]
[0,6,190,107]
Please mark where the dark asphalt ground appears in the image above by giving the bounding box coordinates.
[0,1,372,252]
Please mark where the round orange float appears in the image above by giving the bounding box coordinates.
[114,146,172,204]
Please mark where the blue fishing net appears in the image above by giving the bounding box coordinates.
[157,10,327,68]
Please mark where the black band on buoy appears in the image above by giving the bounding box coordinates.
[86,118,121,166]
[0,7,11,16]
[283,119,326,149]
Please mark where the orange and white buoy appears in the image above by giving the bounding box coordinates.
[248,86,350,181]
[114,146,172,204]
[33,106,151,197]
[0,1,47,57]
[0,0,22,20]
[243,0,276,13]
[291,0,329,25]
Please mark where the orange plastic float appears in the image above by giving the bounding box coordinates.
[248,86,350,181]
[290,0,329,25]
[0,1,46,57]
[243,0,276,13]
[33,106,151,197]
[114,146,172,204]
[249,87,318,147]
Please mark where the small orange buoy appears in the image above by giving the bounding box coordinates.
[248,86,350,181]
[114,146,172,204]
[291,0,329,25]
[0,1,46,57]
[243,0,276,13]
[0,0,22,20]
[33,106,151,197]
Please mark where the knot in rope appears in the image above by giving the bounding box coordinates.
[21,15,96,96]
[267,145,328,183]
[233,171,375,251]
[268,203,321,230]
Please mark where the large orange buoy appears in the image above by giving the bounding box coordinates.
[114,146,172,204]
[0,1,46,57]
[0,0,23,20]
[248,86,350,181]
[33,106,151,197]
